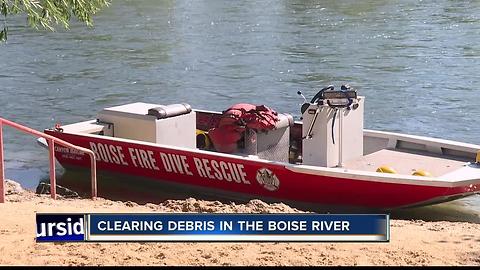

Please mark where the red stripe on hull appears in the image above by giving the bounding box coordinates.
[45,130,476,209]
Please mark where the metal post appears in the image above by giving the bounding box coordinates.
[48,138,56,199]
[0,121,5,203]
[337,109,344,168]
[90,154,97,199]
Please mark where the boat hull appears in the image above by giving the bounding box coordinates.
[44,130,480,210]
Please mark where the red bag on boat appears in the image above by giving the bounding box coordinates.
[208,124,245,153]
[221,103,280,131]
[208,103,280,153]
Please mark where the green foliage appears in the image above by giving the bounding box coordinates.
[1,0,110,41]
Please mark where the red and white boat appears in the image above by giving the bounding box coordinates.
[42,86,480,210]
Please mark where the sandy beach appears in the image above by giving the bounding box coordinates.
[0,179,479,266]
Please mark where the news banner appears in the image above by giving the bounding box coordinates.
[36,213,389,242]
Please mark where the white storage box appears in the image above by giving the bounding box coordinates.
[97,102,196,149]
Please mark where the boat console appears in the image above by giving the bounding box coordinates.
[300,85,364,167]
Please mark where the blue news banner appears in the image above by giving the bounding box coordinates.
[36,213,389,242]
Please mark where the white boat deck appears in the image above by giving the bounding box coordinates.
[343,149,468,178]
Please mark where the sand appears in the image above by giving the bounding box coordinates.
[0,179,479,266]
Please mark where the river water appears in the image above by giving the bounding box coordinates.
[1,0,479,218]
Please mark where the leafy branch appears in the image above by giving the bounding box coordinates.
[1,0,110,41]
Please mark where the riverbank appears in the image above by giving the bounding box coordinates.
[0,180,479,266]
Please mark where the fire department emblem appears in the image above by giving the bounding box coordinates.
[256,168,280,191]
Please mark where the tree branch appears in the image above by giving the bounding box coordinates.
[1,0,110,41]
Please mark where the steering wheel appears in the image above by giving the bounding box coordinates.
[310,85,334,104]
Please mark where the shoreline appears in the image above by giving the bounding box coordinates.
[1,179,479,266]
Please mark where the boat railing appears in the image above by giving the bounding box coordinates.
[0,118,97,203]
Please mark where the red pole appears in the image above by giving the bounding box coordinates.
[0,120,5,203]
[48,138,56,200]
